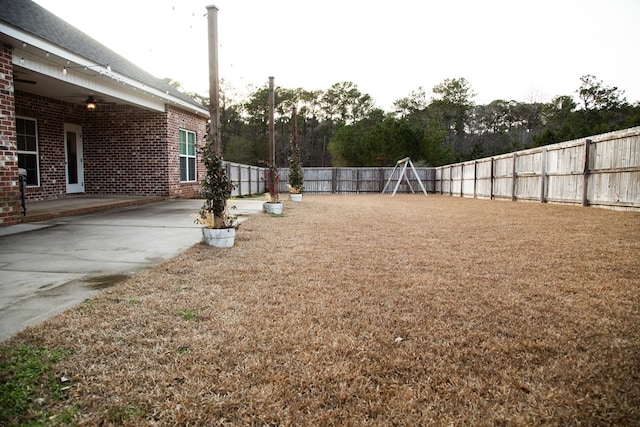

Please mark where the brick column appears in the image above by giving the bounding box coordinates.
[0,44,20,226]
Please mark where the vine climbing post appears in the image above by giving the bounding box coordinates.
[268,76,275,168]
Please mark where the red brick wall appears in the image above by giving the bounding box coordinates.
[83,104,205,198]
[11,92,206,204]
[82,105,169,196]
[15,91,84,200]
[166,105,207,198]
[0,45,19,225]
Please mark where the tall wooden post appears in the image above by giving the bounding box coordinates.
[206,5,221,157]
[268,76,275,167]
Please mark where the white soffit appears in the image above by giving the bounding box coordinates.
[3,23,208,115]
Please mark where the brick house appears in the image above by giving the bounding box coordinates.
[0,0,209,226]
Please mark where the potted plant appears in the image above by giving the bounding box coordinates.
[287,106,304,201]
[193,132,237,248]
[263,164,283,214]
[287,152,304,202]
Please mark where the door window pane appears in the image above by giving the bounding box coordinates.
[66,131,78,184]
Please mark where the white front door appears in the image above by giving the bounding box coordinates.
[64,123,84,194]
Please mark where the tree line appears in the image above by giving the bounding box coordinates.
[182,75,640,167]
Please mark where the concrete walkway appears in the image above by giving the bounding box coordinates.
[0,197,265,342]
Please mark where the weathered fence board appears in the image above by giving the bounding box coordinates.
[227,126,639,211]
[277,166,435,194]
[462,161,476,197]
[435,126,640,210]
[489,155,514,200]
[225,162,266,197]
[475,159,493,199]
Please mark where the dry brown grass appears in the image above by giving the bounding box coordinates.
[3,194,640,425]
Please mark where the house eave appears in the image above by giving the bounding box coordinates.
[2,23,209,116]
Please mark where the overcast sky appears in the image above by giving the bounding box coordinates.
[34,0,640,111]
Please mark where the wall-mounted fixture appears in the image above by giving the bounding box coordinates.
[85,96,97,111]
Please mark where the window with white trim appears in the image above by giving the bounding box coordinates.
[179,129,197,182]
[16,117,40,186]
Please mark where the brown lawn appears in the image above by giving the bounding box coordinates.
[2,194,640,426]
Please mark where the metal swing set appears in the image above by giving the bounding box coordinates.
[381,157,428,197]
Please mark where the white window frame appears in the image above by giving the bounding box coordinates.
[16,116,40,187]
[179,129,197,182]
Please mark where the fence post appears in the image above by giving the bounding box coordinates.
[237,164,243,196]
[431,168,436,194]
[540,147,547,203]
[490,158,494,200]
[460,164,464,197]
[511,153,518,201]
[473,161,477,199]
[582,139,592,206]
[332,168,338,194]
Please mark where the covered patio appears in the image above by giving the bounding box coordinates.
[0,0,210,226]
[17,195,166,224]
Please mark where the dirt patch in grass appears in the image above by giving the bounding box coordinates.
[2,194,639,425]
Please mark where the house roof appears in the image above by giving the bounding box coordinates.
[0,0,207,113]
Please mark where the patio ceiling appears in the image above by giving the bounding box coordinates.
[1,25,208,115]
[13,64,132,109]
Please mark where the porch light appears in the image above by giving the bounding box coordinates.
[85,97,97,111]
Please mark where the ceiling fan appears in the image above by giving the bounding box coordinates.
[13,73,36,85]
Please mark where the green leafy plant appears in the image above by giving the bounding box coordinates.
[196,129,237,229]
[287,153,304,194]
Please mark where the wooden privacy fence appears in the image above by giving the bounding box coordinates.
[276,167,436,194]
[436,126,640,210]
[225,161,267,197]
[226,126,639,211]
